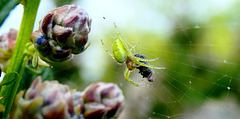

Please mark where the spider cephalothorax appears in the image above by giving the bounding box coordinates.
[126,56,137,70]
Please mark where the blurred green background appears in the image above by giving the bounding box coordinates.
[2,0,240,119]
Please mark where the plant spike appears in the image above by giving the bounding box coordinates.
[0,0,41,118]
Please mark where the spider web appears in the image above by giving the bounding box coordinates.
[78,0,240,119]
[103,24,239,119]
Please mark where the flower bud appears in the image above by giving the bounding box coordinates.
[10,77,75,119]
[81,82,125,119]
[0,29,17,52]
[0,29,18,57]
[72,91,84,119]
[30,5,92,62]
[0,29,18,70]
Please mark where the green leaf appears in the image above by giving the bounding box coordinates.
[0,0,21,26]
[0,72,19,87]
[0,103,5,112]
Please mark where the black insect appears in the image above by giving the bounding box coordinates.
[134,54,155,82]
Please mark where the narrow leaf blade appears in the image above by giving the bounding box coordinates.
[0,72,19,87]
[0,0,20,26]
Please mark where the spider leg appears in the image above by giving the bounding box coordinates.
[134,57,159,62]
[136,80,144,83]
[124,68,150,87]
[129,42,140,52]
[136,61,166,69]
[100,39,116,60]
[114,23,123,42]
[113,23,130,52]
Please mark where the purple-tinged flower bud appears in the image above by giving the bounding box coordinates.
[0,29,18,51]
[10,77,75,119]
[81,82,125,119]
[30,30,51,58]
[0,29,18,59]
[0,29,18,70]
[72,91,84,119]
[30,5,92,62]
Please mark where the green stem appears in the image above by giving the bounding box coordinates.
[0,0,40,118]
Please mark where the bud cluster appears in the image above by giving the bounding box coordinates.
[30,5,92,62]
[80,82,124,119]
[10,77,75,119]
[11,77,125,119]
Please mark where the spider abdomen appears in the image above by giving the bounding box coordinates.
[113,39,127,63]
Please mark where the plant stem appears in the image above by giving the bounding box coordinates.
[0,0,40,118]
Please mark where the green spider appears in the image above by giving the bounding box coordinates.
[101,23,166,87]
